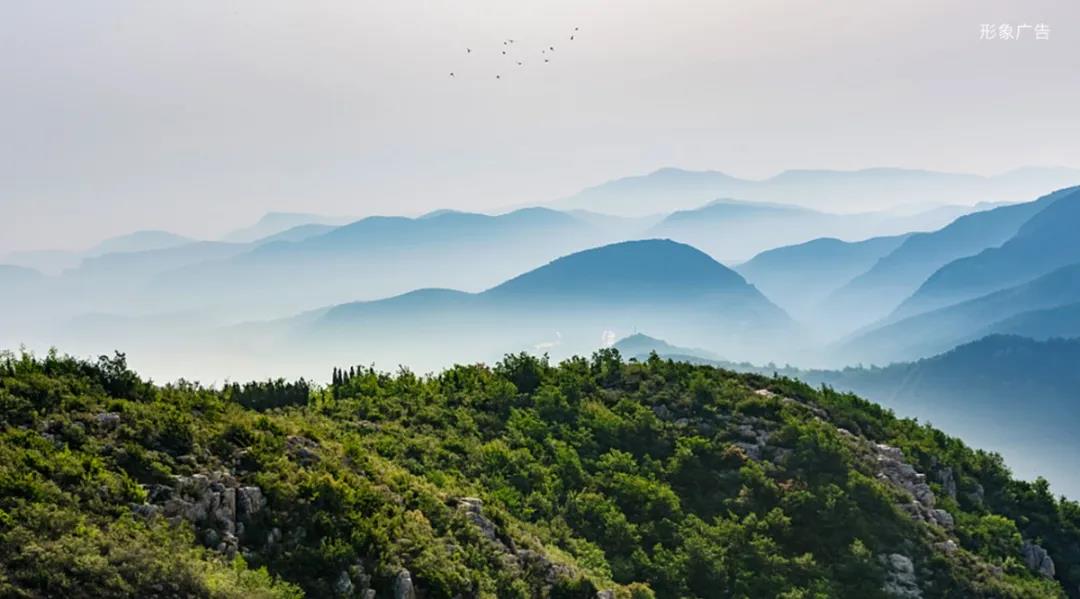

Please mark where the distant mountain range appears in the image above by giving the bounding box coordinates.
[735,234,910,321]
[2,229,195,274]
[814,187,1073,332]
[648,198,982,262]
[839,263,1080,364]
[552,166,1080,216]
[275,240,793,371]
[892,187,1080,319]
[219,211,352,243]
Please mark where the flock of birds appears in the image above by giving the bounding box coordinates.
[450,27,579,80]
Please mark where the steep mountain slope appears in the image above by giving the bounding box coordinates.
[805,336,1080,500]
[822,188,1071,331]
[736,234,910,320]
[631,333,1080,499]
[893,187,1080,319]
[1,349,1076,598]
[298,240,792,369]
[840,264,1080,364]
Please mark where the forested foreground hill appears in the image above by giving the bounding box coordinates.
[2,351,1079,598]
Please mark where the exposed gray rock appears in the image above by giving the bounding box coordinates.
[730,419,772,461]
[334,570,354,597]
[517,549,574,586]
[938,467,957,499]
[238,486,266,519]
[935,539,958,555]
[880,553,922,598]
[145,472,266,554]
[94,412,121,429]
[1021,541,1056,578]
[393,569,416,599]
[596,591,615,599]
[930,509,954,529]
[286,435,320,465]
[870,442,956,529]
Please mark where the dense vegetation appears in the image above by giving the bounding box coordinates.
[2,348,1078,598]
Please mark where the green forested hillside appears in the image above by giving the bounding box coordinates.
[1,349,1078,598]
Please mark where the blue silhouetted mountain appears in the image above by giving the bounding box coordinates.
[485,238,771,305]
[3,229,193,274]
[822,187,1073,331]
[646,197,985,263]
[982,302,1080,341]
[250,223,339,245]
[149,208,614,320]
[221,211,350,243]
[612,333,723,362]
[551,165,1080,216]
[295,240,792,368]
[838,263,1080,364]
[85,230,193,257]
[551,168,747,216]
[892,186,1080,319]
[736,234,910,320]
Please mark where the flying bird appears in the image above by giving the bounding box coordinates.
[466,48,471,53]
[449,72,455,77]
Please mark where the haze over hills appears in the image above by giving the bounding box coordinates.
[735,234,911,321]
[839,263,1080,364]
[644,198,989,263]
[2,229,195,275]
[220,211,352,243]
[552,166,1080,216]
[280,239,793,373]
[820,188,1071,333]
[146,207,615,320]
[893,187,1080,320]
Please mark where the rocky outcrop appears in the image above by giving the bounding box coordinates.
[870,443,954,530]
[1021,541,1056,578]
[392,569,416,599]
[880,553,922,598]
[94,412,121,430]
[286,435,320,465]
[133,472,266,556]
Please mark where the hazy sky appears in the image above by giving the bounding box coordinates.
[2,0,1078,253]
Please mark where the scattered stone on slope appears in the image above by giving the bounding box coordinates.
[938,466,957,499]
[1021,541,1056,578]
[880,553,922,598]
[393,569,416,599]
[286,434,320,465]
[870,442,955,529]
[94,412,121,430]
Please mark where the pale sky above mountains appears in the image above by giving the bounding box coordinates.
[2,0,1079,253]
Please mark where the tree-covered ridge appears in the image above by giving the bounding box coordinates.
[1,350,1077,598]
